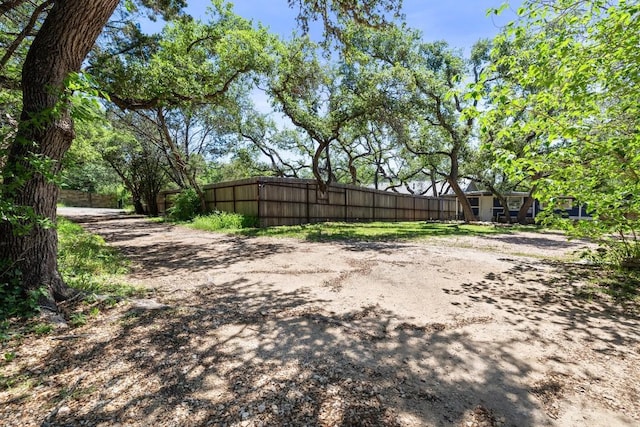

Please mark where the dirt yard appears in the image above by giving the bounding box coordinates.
[1,208,639,427]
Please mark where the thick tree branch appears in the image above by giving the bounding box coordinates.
[109,66,249,111]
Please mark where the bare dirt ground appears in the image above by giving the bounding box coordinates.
[2,208,639,427]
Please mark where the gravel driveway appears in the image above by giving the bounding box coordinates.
[1,208,638,427]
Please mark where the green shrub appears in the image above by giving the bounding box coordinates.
[168,189,201,221]
[0,265,44,321]
[191,211,258,231]
[582,240,640,270]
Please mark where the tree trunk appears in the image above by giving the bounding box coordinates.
[156,108,207,212]
[0,0,119,308]
[133,197,146,215]
[312,140,330,194]
[348,162,357,185]
[448,178,477,222]
[143,190,159,217]
[498,196,512,223]
[518,174,543,224]
[446,148,475,222]
[518,195,535,224]
[430,172,439,197]
[146,198,159,217]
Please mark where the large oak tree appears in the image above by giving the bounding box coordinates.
[346,25,489,221]
[0,0,120,308]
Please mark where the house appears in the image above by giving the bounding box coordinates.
[463,190,538,222]
[446,183,591,222]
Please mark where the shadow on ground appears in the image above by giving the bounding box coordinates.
[5,279,540,427]
[239,222,507,243]
[484,234,592,251]
[3,259,638,426]
[66,216,295,277]
[444,259,640,422]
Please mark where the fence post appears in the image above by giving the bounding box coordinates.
[344,187,348,221]
[372,191,376,221]
[306,183,310,224]
[257,180,261,226]
[233,185,237,213]
[395,195,398,221]
[413,196,416,221]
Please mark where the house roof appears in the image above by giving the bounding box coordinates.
[463,190,531,197]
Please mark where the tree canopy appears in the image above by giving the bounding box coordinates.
[484,0,640,263]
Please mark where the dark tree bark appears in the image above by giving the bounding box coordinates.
[518,176,542,224]
[447,148,476,222]
[518,195,536,225]
[134,199,146,215]
[497,195,512,223]
[0,0,119,308]
[144,195,159,217]
[448,178,476,222]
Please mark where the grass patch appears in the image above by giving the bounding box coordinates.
[58,218,143,298]
[30,322,54,335]
[165,211,539,242]
[188,211,258,232]
[588,269,640,303]
[236,221,536,241]
[0,373,35,392]
[569,265,640,306]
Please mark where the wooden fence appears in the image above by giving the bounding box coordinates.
[157,177,459,227]
[59,189,118,209]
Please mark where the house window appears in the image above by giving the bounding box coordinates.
[507,197,522,211]
[558,199,573,210]
[539,199,573,210]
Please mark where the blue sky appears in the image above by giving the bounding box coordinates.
[180,0,519,52]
